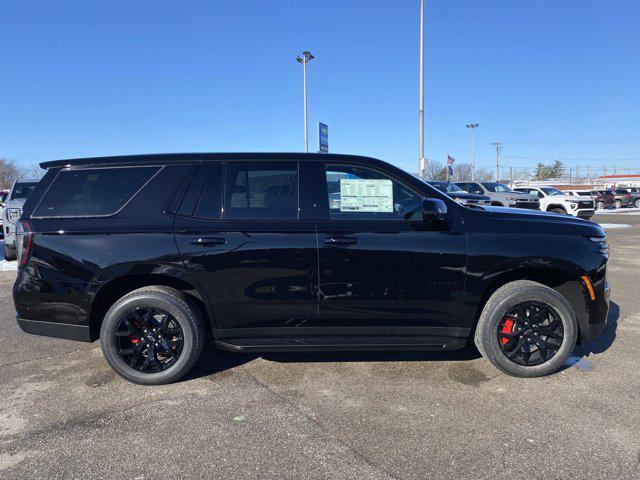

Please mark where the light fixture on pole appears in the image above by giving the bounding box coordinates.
[296,51,315,153]
[418,0,426,177]
[465,123,479,180]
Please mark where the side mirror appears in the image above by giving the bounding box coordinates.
[422,198,448,224]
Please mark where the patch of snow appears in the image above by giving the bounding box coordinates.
[595,207,640,215]
[597,223,632,229]
[0,240,17,271]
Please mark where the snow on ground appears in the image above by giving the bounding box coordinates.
[596,207,640,215]
[0,240,17,272]
[597,223,632,230]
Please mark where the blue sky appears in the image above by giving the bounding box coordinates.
[2,0,639,174]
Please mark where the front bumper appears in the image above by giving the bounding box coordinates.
[4,223,16,246]
[576,209,595,218]
[586,279,609,342]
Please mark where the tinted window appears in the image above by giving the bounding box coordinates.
[10,182,38,200]
[325,164,422,220]
[515,188,541,197]
[34,167,158,217]
[459,182,483,195]
[224,162,298,219]
[482,182,512,193]
[193,163,223,219]
[428,181,466,194]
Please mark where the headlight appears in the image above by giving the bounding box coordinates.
[6,208,21,224]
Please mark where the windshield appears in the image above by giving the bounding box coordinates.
[10,182,38,200]
[429,182,466,194]
[481,182,512,193]
[541,187,565,196]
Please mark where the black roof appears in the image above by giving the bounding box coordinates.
[40,152,381,169]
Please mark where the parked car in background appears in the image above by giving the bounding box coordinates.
[425,181,490,207]
[456,181,540,209]
[565,189,615,210]
[3,179,39,260]
[0,190,9,234]
[615,187,640,208]
[513,186,595,219]
[609,188,639,209]
[13,153,608,385]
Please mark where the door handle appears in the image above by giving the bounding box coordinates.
[324,236,358,246]
[190,236,227,247]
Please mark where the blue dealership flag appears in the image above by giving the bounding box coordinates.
[318,123,329,153]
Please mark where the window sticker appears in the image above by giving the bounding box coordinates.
[339,179,393,212]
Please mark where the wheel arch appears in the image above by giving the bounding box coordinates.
[546,204,567,213]
[88,272,214,341]
[473,265,590,345]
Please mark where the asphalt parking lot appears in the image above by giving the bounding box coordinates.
[1,212,639,480]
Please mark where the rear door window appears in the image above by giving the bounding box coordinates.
[34,166,159,217]
[223,162,298,219]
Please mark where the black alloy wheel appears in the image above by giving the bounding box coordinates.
[496,301,564,366]
[115,306,184,373]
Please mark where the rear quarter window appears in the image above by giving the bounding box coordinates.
[33,166,160,217]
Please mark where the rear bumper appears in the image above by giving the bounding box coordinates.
[16,317,92,342]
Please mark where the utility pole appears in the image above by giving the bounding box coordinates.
[418,0,426,177]
[296,51,315,152]
[492,142,502,181]
[466,124,479,180]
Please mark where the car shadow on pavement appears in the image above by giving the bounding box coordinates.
[185,343,482,381]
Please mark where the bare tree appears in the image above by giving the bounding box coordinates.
[0,158,22,190]
[424,160,446,180]
[22,162,45,180]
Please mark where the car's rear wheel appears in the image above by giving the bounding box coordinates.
[634,199,640,208]
[595,201,605,210]
[100,286,205,385]
[615,200,623,209]
[474,280,577,377]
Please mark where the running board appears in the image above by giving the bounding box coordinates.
[215,336,467,353]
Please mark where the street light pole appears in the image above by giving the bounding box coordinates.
[418,0,426,177]
[466,123,479,180]
[296,51,315,153]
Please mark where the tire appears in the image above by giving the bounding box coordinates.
[634,199,640,208]
[100,286,205,385]
[4,245,16,261]
[615,200,623,209]
[595,201,604,210]
[548,207,566,215]
[474,280,577,377]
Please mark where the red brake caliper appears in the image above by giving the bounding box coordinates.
[500,318,515,345]
[130,337,140,344]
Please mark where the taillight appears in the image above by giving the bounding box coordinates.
[16,220,34,268]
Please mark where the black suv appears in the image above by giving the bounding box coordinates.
[13,153,609,384]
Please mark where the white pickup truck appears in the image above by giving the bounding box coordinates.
[513,186,595,220]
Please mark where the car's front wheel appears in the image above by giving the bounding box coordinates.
[100,286,205,385]
[615,200,623,209]
[474,280,577,377]
[634,199,640,208]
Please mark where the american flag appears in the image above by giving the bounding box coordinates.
[447,155,455,165]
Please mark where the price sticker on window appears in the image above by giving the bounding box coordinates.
[339,179,393,212]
